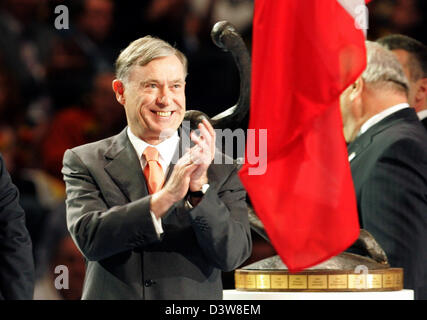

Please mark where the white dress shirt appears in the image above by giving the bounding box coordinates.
[417,109,427,121]
[127,127,180,236]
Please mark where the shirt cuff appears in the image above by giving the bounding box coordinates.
[150,210,164,237]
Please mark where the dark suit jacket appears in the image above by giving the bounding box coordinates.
[0,153,35,300]
[62,128,252,300]
[348,108,427,300]
[421,117,427,131]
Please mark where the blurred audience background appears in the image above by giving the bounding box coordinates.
[0,0,425,299]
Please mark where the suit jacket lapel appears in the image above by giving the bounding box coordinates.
[347,133,371,163]
[103,127,191,202]
[104,128,149,202]
[164,126,190,183]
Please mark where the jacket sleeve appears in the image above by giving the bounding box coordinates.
[62,149,161,261]
[0,153,35,300]
[188,164,252,272]
[360,138,427,299]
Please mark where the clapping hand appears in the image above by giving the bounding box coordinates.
[189,118,216,192]
[150,118,216,217]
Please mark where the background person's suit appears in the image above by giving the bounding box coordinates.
[421,117,427,130]
[0,153,35,300]
[62,128,252,299]
[348,108,427,300]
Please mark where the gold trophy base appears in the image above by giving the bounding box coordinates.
[235,268,403,292]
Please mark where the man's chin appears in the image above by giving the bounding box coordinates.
[158,127,178,140]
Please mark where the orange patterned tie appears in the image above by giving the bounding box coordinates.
[143,146,164,194]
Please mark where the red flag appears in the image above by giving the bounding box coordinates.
[239,0,368,272]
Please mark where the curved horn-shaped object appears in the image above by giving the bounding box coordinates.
[185,21,251,131]
[210,21,251,129]
[350,229,389,265]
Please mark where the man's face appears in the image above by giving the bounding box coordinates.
[121,55,186,144]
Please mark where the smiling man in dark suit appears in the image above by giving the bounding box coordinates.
[62,36,252,300]
[340,41,427,300]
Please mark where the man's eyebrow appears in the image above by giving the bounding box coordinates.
[141,79,160,84]
[140,79,185,84]
[170,79,185,84]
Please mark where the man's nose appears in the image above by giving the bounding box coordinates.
[156,88,171,106]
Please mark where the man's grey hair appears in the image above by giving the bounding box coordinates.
[115,36,188,83]
[362,41,409,96]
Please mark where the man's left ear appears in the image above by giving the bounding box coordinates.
[350,77,364,101]
[112,79,126,105]
[414,78,427,109]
